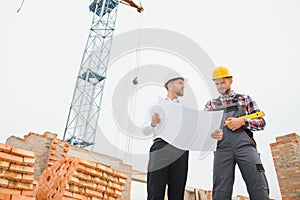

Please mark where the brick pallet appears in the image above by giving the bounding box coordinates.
[0,143,36,200]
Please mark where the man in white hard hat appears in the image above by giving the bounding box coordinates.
[143,72,222,200]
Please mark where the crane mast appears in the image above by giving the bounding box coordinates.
[63,0,142,149]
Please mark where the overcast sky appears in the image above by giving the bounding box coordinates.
[1,0,300,199]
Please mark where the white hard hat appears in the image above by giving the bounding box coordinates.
[164,72,187,88]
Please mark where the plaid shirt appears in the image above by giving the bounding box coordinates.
[204,91,266,131]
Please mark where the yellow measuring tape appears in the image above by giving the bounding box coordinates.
[225,111,265,125]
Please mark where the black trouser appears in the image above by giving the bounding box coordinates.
[147,139,189,200]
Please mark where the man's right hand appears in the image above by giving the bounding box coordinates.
[151,112,160,127]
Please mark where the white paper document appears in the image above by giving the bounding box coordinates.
[150,97,224,151]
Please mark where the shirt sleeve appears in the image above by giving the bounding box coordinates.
[204,100,214,111]
[142,106,157,136]
[243,95,266,131]
[142,121,156,136]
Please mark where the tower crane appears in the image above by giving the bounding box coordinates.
[63,0,143,149]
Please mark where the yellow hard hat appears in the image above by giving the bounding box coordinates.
[212,66,232,80]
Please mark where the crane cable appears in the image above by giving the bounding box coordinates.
[17,0,25,13]
[126,10,144,163]
[113,1,144,164]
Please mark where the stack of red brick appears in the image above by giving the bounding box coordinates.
[0,143,36,200]
[270,133,300,199]
[1,132,129,200]
[198,189,212,200]
[233,195,249,200]
[36,157,127,200]
[6,132,71,178]
[183,188,212,200]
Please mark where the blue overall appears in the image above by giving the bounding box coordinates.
[213,95,269,200]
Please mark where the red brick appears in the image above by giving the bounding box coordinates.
[108,182,123,191]
[0,160,10,170]
[22,174,34,183]
[62,190,73,197]
[90,176,101,184]
[11,194,35,200]
[76,164,87,174]
[114,171,127,179]
[114,189,122,197]
[0,193,10,200]
[85,188,103,198]
[51,145,57,150]
[10,148,34,158]
[97,184,106,192]
[96,164,113,174]
[32,180,38,186]
[72,192,88,200]
[22,157,35,167]
[52,139,59,144]
[46,160,56,167]
[0,152,23,165]
[118,178,126,186]
[97,179,108,187]
[0,186,21,195]
[0,169,22,181]
[62,197,78,200]
[87,168,101,177]
[105,187,115,196]
[79,159,97,169]
[48,155,61,162]
[89,197,102,200]
[0,143,11,153]
[105,195,116,200]
[43,131,57,138]
[9,164,34,174]
[8,180,33,190]
[65,184,84,194]
[73,171,91,181]
[102,173,117,183]
[0,177,9,187]
[21,190,34,197]
[68,176,80,186]
[73,178,90,189]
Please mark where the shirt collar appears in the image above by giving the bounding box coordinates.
[165,97,180,104]
[219,90,236,99]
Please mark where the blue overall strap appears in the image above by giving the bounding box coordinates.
[216,94,256,144]
[233,93,256,144]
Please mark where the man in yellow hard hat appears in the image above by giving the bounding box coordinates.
[204,66,269,200]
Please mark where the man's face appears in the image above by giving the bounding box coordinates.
[169,79,185,96]
[213,78,232,95]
